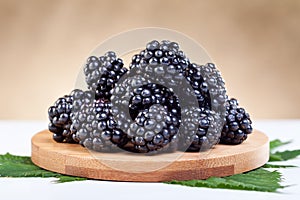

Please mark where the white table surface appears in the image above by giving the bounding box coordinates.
[0,120,299,200]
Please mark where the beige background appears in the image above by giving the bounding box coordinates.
[0,0,299,120]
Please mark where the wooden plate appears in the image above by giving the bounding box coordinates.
[31,129,269,182]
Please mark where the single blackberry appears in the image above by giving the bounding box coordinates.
[129,40,190,93]
[110,75,149,130]
[184,63,227,112]
[180,107,221,152]
[128,83,181,120]
[220,98,253,145]
[111,78,181,153]
[84,51,128,100]
[126,105,180,153]
[48,89,89,143]
[69,89,95,142]
[111,75,150,108]
[130,40,188,71]
[74,98,128,152]
[48,94,73,143]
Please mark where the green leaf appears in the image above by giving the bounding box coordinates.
[0,152,33,165]
[269,154,284,162]
[268,139,300,162]
[167,139,299,192]
[269,150,300,162]
[0,153,58,177]
[0,153,86,182]
[269,139,291,151]
[166,168,285,192]
[55,176,87,183]
[263,163,297,168]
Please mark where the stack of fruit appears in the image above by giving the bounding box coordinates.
[48,40,253,154]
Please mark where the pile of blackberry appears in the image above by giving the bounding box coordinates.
[48,40,253,154]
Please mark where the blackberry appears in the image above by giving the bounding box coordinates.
[184,63,227,112]
[69,89,95,141]
[128,83,181,120]
[130,40,188,71]
[129,40,191,94]
[48,94,73,143]
[48,89,89,143]
[110,75,149,131]
[126,105,179,153]
[111,77,181,153]
[84,51,128,100]
[220,98,253,145]
[73,98,128,152]
[111,75,150,109]
[180,107,221,152]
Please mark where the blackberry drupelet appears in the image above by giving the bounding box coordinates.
[48,89,89,143]
[84,51,128,100]
[220,98,253,145]
[74,98,128,152]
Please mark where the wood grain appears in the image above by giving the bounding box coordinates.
[31,129,269,182]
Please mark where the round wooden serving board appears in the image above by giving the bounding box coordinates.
[31,130,269,182]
